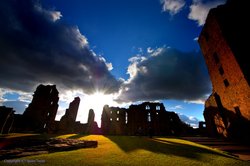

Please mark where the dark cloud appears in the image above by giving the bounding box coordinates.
[0,0,121,94]
[117,47,211,102]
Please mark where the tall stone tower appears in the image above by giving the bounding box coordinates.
[198,0,250,141]
[58,97,80,133]
[86,109,99,134]
[23,84,59,132]
[64,97,80,122]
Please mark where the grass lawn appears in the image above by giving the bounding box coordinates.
[1,134,249,166]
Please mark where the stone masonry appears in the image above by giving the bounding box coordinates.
[198,0,250,141]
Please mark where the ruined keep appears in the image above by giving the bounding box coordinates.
[56,97,100,134]
[0,106,15,134]
[61,97,80,123]
[85,109,99,134]
[198,0,250,141]
[101,102,190,136]
[21,84,59,132]
[58,97,81,133]
[1,84,101,134]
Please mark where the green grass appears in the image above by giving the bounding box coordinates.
[1,134,249,166]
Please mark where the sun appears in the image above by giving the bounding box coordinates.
[78,92,117,127]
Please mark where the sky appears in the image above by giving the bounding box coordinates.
[0,0,226,128]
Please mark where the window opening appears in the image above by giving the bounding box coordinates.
[223,79,229,87]
[147,112,151,122]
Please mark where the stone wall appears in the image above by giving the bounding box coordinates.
[198,0,250,141]
[101,102,191,136]
[58,97,81,133]
[21,84,59,132]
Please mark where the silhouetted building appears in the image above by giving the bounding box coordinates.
[198,121,207,136]
[101,102,190,136]
[101,105,128,135]
[198,0,250,141]
[21,84,59,132]
[60,97,80,123]
[66,97,80,122]
[3,84,101,134]
[0,106,15,134]
[86,109,99,134]
[58,97,81,133]
[56,97,100,134]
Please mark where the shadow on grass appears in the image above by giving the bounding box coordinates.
[0,133,57,149]
[106,136,236,161]
[0,133,94,161]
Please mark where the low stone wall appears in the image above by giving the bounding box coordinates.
[0,137,98,160]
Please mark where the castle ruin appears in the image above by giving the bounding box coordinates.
[3,84,191,135]
[21,84,59,132]
[58,97,81,133]
[101,102,191,136]
[198,0,250,141]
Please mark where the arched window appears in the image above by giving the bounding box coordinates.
[110,118,113,121]
[147,112,151,122]
[117,117,119,121]
[125,112,128,124]
[146,105,150,110]
[117,110,119,114]
[156,106,160,110]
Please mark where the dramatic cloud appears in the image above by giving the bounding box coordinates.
[0,0,121,95]
[117,47,211,103]
[169,105,184,110]
[160,0,186,15]
[188,0,226,26]
[178,113,200,128]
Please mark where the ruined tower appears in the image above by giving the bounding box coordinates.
[58,97,80,133]
[22,84,59,132]
[198,0,250,140]
[86,109,99,134]
[87,109,95,124]
[64,97,80,122]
